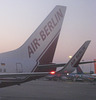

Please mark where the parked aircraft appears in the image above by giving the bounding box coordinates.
[0,5,92,88]
[46,65,95,82]
[45,40,92,81]
[67,66,95,82]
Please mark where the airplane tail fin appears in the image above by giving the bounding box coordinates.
[16,6,66,72]
[58,41,91,73]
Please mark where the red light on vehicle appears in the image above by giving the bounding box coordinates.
[50,71,55,75]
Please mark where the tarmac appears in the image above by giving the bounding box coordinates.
[0,80,96,100]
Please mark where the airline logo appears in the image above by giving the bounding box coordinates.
[28,8,64,58]
[71,46,86,67]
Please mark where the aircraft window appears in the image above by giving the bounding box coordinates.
[1,63,5,66]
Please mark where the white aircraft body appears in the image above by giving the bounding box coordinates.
[0,6,91,88]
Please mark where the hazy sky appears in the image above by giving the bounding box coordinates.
[0,0,96,72]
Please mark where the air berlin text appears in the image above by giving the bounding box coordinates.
[71,46,86,67]
[28,9,63,58]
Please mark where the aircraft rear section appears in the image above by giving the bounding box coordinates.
[34,35,60,72]
[0,6,66,88]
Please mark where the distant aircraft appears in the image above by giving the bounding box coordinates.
[45,41,92,81]
[68,66,95,82]
[0,5,93,88]
[46,65,96,82]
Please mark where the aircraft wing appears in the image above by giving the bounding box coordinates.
[79,61,96,64]
[38,61,96,68]
[0,72,49,78]
[38,63,66,68]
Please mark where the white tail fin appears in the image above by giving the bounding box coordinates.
[0,6,66,73]
[13,6,66,71]
[58,41,91,73]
